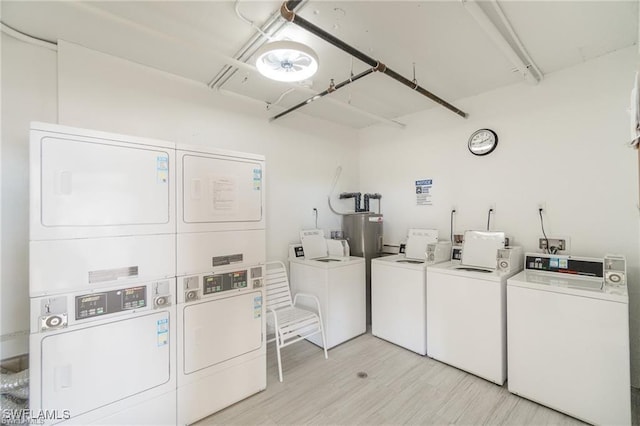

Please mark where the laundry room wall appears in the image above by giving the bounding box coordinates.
[358,46,640,387]
[0,37,359,360]
[1,33,58,360]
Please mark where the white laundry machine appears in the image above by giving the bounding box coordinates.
[371,229,447,355]
[29,279,177,425]
[176,264,265,425]
[425,230,522,385]
[175,144,266,424]
[289,231,366,349]
[29,122,176,296]
[29,122,178,425]
[507,253,631,425]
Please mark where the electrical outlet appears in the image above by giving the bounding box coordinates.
[537,202,546,212]
[489,203,496,212]
[539,237,570,253]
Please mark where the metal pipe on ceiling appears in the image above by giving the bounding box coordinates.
[270,68,375,122]
[281,1,468,119]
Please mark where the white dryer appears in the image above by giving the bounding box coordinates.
[29,279,176,425]
[507,253,631,425]
[176,265,265,425]
[370,229,444,355]
[175,143,266,424]
[29,122,176,296]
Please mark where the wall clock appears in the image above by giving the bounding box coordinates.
[468,129,498,156]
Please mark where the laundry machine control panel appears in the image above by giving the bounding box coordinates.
[525,254,603,278]
[180,265,264,302]
[31,279,174,332]
[76,286,146,320]
[204,270,248,295]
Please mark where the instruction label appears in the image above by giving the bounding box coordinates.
[254,295,262,319]
[157,318,169,346]
[253,168,262,191]
[157,155,168,184]
[415,179,433,206]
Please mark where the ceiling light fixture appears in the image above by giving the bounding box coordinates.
[255,40,318,82]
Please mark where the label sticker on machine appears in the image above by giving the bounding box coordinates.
[253,168,262,191]
[157,155,168,184]
[254,295,262,318]
[157,318,169,347]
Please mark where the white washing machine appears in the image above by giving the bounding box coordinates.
[29,122,177,425]
[507,253,631,425]
[289,257,365,349]
[175,144,266,424]
[425,231,520,385]
[370,229,444,355]
[289,232,365,349]
[426,261,520,384]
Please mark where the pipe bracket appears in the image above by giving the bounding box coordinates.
[280,2,295,22]
[373,61,387,73]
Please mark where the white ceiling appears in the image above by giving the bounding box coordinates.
[1,1,638,128]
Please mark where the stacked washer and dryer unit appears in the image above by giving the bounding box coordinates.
[29,123,267,425]
[29,123,178,425]
[175,144,266,425]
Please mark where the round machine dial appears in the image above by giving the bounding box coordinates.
[468,129,498,156]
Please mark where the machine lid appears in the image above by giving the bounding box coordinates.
[404,229,438,260]
[300,231,329,260]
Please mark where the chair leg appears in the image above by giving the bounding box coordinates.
[319,322,329,360]
[275,334,284,382]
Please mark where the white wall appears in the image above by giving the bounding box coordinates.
[1,34,58,359]
[358,46,640,387]
[0,37,359,359]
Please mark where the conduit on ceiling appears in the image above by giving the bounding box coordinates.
[275,0,468,121]
[270,68,375,121]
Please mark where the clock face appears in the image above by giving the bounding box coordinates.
[468,129,498,156]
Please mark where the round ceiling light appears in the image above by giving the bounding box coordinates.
[255,40,319,82]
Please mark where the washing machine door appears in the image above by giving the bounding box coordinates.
[182,291,263,374]
[38,311,172,418]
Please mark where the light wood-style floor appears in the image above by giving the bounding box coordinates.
[197,332,639,425]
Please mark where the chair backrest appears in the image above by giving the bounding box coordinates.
[265,261,294,311]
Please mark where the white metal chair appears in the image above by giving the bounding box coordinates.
[265,260,328,382]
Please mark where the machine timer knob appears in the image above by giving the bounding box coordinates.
[154,295,170,308]
[46,316,62,327]
[41,313,68,331]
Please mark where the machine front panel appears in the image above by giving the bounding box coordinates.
[39,137,171,228]
[30,234,176,296]
[182,291,263,374]
[181,155,263,224]
[38,311,172,419]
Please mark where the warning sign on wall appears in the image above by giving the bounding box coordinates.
[415,179,433,206]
